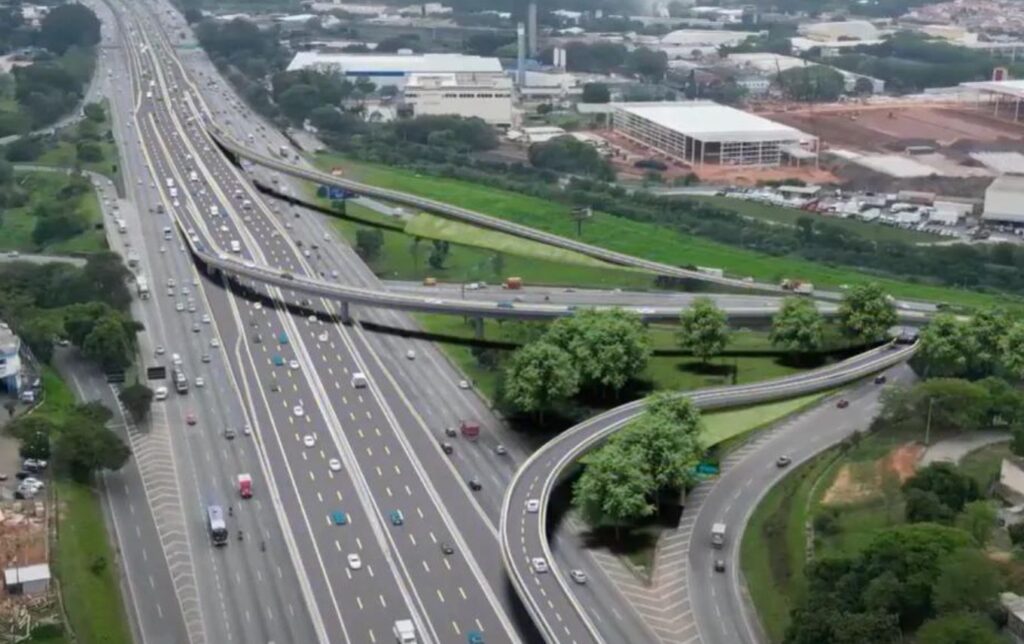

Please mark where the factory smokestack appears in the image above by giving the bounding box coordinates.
[527,2,538,58]
[517,22,526,87]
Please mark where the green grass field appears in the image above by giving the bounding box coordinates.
[702,394,825,446]
[0,172,107,254]
[742,448,841,642]
[681,195,940,244]
[316,154,1011,309]
[960,441,1011,489]
[331,202,657,290]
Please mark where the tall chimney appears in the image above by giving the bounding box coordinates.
[517,22,526,87]
[527,2,538,58]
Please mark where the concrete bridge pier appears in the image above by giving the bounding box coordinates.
[339,300,351,325]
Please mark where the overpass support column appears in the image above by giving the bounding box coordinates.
[472,317,485,340]
[339,301,351,325]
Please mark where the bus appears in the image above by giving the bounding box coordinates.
[207,505,228,546]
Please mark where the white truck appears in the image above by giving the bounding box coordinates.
[711,522,727,548]
[392,620,416,643]
[136,276,150,299]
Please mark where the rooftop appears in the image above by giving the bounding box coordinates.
[287,52,502,75]
[3,564,50,586]
[613,101,814,143]
[961,79,1024,98]
[0,323,18,356]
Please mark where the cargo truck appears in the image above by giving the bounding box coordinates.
[504,276,522,290]
[136,276,150,299]
[460,420,480,440]
[711,522,726,548]
[238,474,252,499]
[780,279,814,295]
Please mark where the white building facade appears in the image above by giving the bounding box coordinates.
[0,322,21,394]
[403,72,514,126]
[286,52,503,89]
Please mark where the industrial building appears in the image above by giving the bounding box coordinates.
[983,174,1024,223]
[611,101,818,168]
[0,322,21,394]
[3,564,50,596]
[403,72,514,126]
[285,52,503,88]
[961,78,1024,122]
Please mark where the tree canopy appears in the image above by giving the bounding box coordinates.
[770,297,825,353]
[837,283,897,343]
[678,297,729,362]
[38,4,101,55]
[503,342,579,422]
[528,136,614,181]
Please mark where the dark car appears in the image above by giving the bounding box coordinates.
[444,426,457,438]
[837,399,850,409]
[440,542,455,555]
[714,559,726,573]
[874,375,887,384]
[776,455,792,468]
[440,442,454,455]
[468,478,482,491]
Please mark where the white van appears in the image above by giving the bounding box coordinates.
[154,386,168,401]
[230,240,241,253]
[189,171,198,183]
[116,219,127,233]
[210,205,219,217]
[351,372,368,389]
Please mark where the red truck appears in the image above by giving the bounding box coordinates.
[460,420,480,440]
[238,474,253,499]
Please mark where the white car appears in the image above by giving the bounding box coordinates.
[154,386,168,401]
[210,338,220,348]
[526,499,540,513]
[570,569,588,584]
[155,345,165,356]
[346,553,362,570]
[302,435,316,448]
[289,359,300,370]
[175,302,184,312]
[171,353,182,366]
[307,314,317,323]
[531,558,549,573]
[195,376,205,387]
[293,405,304,417]
[201,314,211,324]
[406,350,416,360]
[253,302,262,311]
[329,458,341,472]
[458,380,470,390]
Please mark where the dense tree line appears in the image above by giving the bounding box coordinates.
[0,4,101,136]
[915,308,1024,380]
[527,136,614,181]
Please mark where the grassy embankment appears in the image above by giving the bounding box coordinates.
[36,101,120,181]
[31,369,131,644]
[315,153,1010,310]
[0,171,107,255]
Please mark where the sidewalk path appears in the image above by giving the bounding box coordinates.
[919,430,1010,466]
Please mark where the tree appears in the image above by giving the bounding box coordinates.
[618,411,702,498]
[528,136,615,180]
[904,463,979,517]
[427,240,449,270]
[1001,322,1024,380]
[879,379,989,436]
[4,135,43,162]
[277,84,320,123]
[5,416,58,443]
[853,76,875,95]
[770,297,825,353]
[39,4,101,55]
[904,488,955,524]
[837,284,897,343]
[954,500,996,546]
[916,611,1003,644]
[354,229,384,261]
[917,314,969,377]
[626,47,668,82]
[19,430,50,461]
[82,313,134,371]
[503,342,579,421]
[1008,522,1024,545]
[119,383,154,423]
[75,141,103,163]
[966,307,1010,376]
[933,548,1001,614]
[83,102,105,123]
[1013,426,1024,458]
[54,418,130,482]
[184,8,204,24]
[778,65,845,102]
[572,443,654,538]
[581,82,610,103]
[547,309,651,396]
[678,297,729,363]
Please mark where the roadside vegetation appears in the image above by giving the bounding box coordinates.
[745,302,1024,643]
[0,168,107,255]
[33,101,120,180]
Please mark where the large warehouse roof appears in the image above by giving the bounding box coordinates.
[613,101,814,143]
[983,174,1024,223]
[961,79,1024,98]
[287,52,503,75]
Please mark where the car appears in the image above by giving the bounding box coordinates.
[444,426,457,438]
[188,303,197,313]
[531,557,548,573]
[440,441,453,455]
[224,427,236,440]
[390,510,404,526]
[440,542,454,555]
[330,510,348,526]
[154,386,168,401]
[175,302,184,312]
[714,559,726,573]
[201,354,211,363]
[253,302,263,311]
[874,375,888,384]
[278,332,288,344]
[570,569,588,584]
[167,278,176,287]
[307,314,317,323]
[288,359,300,370]
[837,399,850,409]
[494,444,507,456]
[346,553,362,570]
[14,471,31,481]
[243,424,252,436]
[458,380,470,390]
[303,435,316,448]
[467,478,482,491]
[23,459,47,472]
[201,314,211,324]
[185,413,197,425]
[253,333,262,344]
[195,376,205,387]
[406,350,416,360]
[526,499,540,513]
[191,323,200,333]
[317,332,328,342]
[272,354,285,367]
[328,458,341,472]
[776,455,792,468]
[210,338,220,348]
[172,353,182,366]
[155,345,165,356]
[293,405,304,417]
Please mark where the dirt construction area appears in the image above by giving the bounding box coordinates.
[765,103,1024,154]
[821,442,924,506]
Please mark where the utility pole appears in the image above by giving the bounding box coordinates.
[925,397,934,446]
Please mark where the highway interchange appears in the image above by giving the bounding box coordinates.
[66,1,923,643]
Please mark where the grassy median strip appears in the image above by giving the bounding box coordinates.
[318,154,1006,309]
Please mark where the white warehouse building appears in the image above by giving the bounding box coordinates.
[403,72,514,127]
[611,101,818,168]
[983,174,1024,223]
[285,52,504,89]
